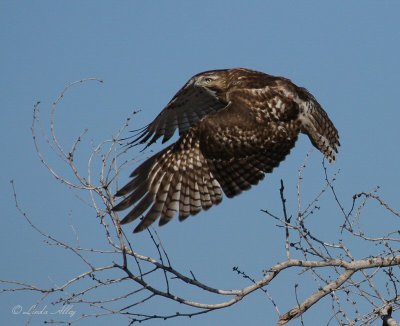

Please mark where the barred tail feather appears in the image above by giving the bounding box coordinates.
[299,96,340,162]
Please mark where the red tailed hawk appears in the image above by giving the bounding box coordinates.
[113,68,339,232]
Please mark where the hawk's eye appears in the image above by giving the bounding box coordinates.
[204,77,213,83]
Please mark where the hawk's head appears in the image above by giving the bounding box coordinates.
[194,70,229,95]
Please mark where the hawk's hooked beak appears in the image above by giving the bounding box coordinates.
[193,78,203,88]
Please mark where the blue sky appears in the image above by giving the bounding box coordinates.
[1,1,400,325]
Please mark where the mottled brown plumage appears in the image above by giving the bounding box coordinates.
[113,68,340,232]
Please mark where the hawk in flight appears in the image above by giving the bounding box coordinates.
[113,68,340,232]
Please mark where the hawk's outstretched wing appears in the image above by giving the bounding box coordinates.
[113,128,224,233]
[131,74,227,147]
[113,96,301,233]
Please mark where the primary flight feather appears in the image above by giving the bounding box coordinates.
[113,68,340,232]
